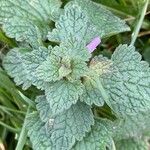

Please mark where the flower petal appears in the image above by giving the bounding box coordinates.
[86,37,101,53]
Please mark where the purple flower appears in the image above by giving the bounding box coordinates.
[86,37,101,53]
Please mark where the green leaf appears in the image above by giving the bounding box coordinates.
[45,80,83,115]
[51,101,94,149]
[115,138,149,150]
[36,39,90,82]
[48,0,129,43]
[80,77,105,106]
[89,56,114,76]
[48,4,97,43]
[74,0,130,38]
[102,45,150,116]
[3,48,32,90]
[72,119,112,150]
[113,111,150,140]
[25,112,52,150]
[29,100,94,150]
[85,45,150,116]
[52,40,90,80]
[70,59,88,80]
[81,56,113,106]
[0,0,62,47]
[35,54,62,82]
[35,95,52,122]
[93,0,138,17]
[3,46,51,90]
[23,46,51,89]
[3,40,89,90]
[53,39,91,62]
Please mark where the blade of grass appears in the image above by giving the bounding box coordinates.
[11,91,27,110]
[0,69,27,109]
[0,106,13,117]
[1,127,7,141]
[0,94,16,109]
[0,70,16,92]
[0,88,13,103]
[18,91,35,108]
[0,105,26,114]
[15,106,30,150]
[0,121,20,133]
[130,0,149,45]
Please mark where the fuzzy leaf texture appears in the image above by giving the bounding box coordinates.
[48,3,97,43]
[45,80,84,116]
[48,0,130,43]
[3,37,90,91]
[113,111,150,140]
[72,119,112,150]
[3,46,51,90]
[2,0,147,150]
[105,45,150,116]
[74,0,130,38]
[30,96,95,150]
[2,48,32,90]
[87,45,150,116]
[81,56,113,106]
[50,101,94,149]
[0,0,62,47]
[115,138,149,150]
[35,95,52,122]
[25,112,53,150]
[36,39,90,82]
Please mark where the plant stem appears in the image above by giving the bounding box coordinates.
[96,78,111,106]
[15,106,30,150]
[130,0,149,45]
[90,76,112,109]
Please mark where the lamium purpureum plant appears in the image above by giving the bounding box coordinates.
[0,0,150,149]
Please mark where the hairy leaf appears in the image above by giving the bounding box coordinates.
[74,0,130,38]
[80,77,105,106]
[89,56,114,76]
[23,46,51,89]
[0,0,62,46]
[52,40,90,80]
[115,138,149,150]
[45,80,84,115]
[72,119,112,150]
[103,44,150,116]
[3,46,51,90]
[35,54,62,82]
[85,45,150,116]
[48,0,129,44]
[35,95,52,122]
[51,101,94,149]
[113,111,150,140]
[48,4,97,43]
[36,39,90,82]
[53,39,91,61]
[3,48,32,90]
[25,112,52,150]
[81,56,113,106]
